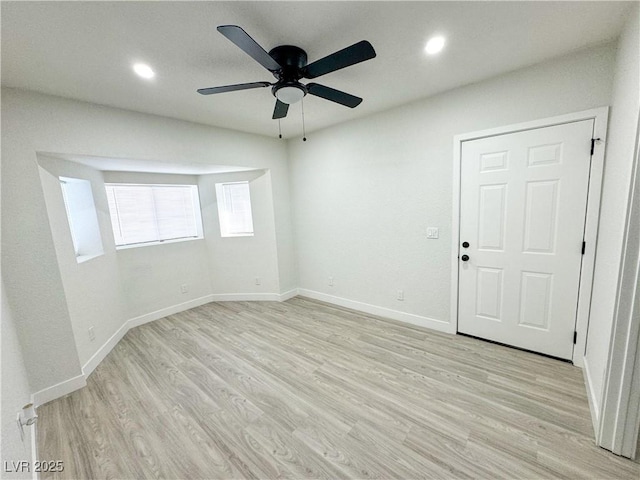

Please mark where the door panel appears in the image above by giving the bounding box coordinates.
[518,271,553,329]
[478,184,507,250]
[458,120,593,359]
[522,179,559,253]
[476,267,504,321]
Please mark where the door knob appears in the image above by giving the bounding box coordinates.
[461,254,470,262]
[462,241,470,248]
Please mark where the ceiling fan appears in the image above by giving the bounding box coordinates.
[197,25,376,120]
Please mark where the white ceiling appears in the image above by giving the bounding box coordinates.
[1,1,630,139]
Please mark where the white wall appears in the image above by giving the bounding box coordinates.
[288,43,616,331]
[585,4,640,434]
[1,88,293,397]
[117,240,213,318]
[1,113,35,478]
[1,104,83,394]
[37,156,126,369]
[200,170,281,296]
[103,171,214,319]
[1,282,34,479]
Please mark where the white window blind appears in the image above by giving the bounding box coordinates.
[105,184,201,247]
[215,182,254,237]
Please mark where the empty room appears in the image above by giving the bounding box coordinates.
[2,1,640,479]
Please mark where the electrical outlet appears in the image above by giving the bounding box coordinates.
[328,276,334,287]
[180,284,188,294]
[88,327,95,342]
[427,227,439,239]
[397,290,404,301]
[255,277,261,285]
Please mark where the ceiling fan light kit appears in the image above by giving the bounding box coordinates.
[197,25,376,139]
[275,85,305,105]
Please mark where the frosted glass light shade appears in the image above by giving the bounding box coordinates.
[276,86,305,104]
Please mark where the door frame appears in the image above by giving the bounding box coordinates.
[598,112,640,458]
[451,107,609,367]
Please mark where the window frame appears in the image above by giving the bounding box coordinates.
[59,176,105,263]
[215,181,255,238]
[105,183,204,249]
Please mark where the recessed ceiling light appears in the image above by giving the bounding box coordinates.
[133,63,155,79]
[425,36,446,55]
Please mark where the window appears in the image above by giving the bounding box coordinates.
[215,181,254,237]
[105,184,202,247]
[60,177,104,262]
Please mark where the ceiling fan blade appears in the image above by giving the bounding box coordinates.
[272,99,289,119]
[217,25,282,72]
[304,40,376,79]
[197,81,271,95]
[306,83,363,108]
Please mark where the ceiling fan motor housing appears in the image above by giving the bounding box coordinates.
[269,45,308,103]
[269,45,308,77]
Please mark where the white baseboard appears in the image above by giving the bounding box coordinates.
[127,294,216,329]
[82,320,129,377]
[297,289,455,334]
[279,288,299,301]
[208,292,283,302]
[31,374,86,407]
[208,290,300,302]
[583,355,601,438]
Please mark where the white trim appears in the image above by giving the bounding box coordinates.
[298,289,455,334]
[279,288,299,301]
[208,292,284,302]
[127,292,296,329]
[31,374,86,407]
[82,320,129,377]
[451,107,609,367]
[31,421,38,480]
[127,294,216,329]
[209,290,299,302]
[453,108,609,143]
[451,129,462,340]
[583,355,601,437]
[76,252,104,264]
[115,236,203,251]
[598,112,640,458]
[574,108,609,367]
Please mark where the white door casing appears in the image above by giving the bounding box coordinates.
[457,120,594,360]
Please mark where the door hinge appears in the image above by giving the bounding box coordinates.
[582,241,586,255]
[590,137,601,156]
[574,331,578,344]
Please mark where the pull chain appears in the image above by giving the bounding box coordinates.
[301,97,307,142]
[278,119,282,139]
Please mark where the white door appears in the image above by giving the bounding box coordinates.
[458,120,594,360]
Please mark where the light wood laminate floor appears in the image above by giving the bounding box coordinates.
[37,298,639,479]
